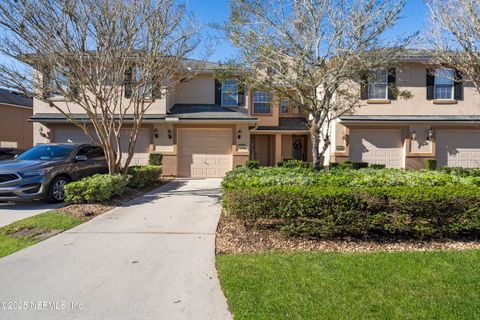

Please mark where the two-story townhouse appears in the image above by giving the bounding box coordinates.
[0,88,33,150]
[30,60,259,177]
[328,53,480,169]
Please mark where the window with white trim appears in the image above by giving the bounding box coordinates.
[280,98,289,114]
[368,69,388,99]
[221,79,238,106]
[133,66,152,99]
[435,68,454,100]
[253,91,271,114]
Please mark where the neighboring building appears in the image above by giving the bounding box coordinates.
[328,53,480,169]
[0,88,33,150]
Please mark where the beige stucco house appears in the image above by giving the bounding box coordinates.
[29,54,480,176]
[328,54,480,169]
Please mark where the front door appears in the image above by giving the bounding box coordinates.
[292,136,306,161]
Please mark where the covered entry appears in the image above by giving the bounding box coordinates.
[177,128,233,177]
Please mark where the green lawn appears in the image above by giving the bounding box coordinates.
[0,211,85,258]
[217,250,480,320]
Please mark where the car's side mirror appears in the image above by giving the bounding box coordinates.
[75,155,88,161]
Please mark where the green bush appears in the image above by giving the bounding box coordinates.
[369,164,386,169]
[436,166,480,177]
[329,162,340,169]
[339,161,369,170]
[425,159,437,170]
[65,174,129,203]
[148,153,163,166]
[223,185,480,238]
[277,159,312,169]
[245,160,260,169]
[127,165,162,188]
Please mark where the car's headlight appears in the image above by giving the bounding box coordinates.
[19,169,49,177]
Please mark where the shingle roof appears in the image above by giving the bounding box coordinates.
[29,105,258,122]
[340,115,480,122]
[256,117,309,131]
[167,104,257,120]
[0,88,33,108]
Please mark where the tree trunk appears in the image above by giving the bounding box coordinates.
[310,126,322,171]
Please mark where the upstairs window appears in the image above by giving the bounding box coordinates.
[280,98,289,114]
[435,68,454,100]
[221,79,238,106]
[368,69,388,99]
[253,91,271,114]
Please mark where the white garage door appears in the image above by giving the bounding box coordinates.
[177,128,233,178]
[52,126,151,165]
[350,129,404,168]
[436,130,480,168]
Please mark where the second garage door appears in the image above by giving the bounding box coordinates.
[52,126,151,165]
[177,128,233,178]
[436,130,480,168]
[350,129,404,168]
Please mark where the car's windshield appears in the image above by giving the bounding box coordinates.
[16,145,76,161]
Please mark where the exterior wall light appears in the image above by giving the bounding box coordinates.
[237,130,242,140]
[410,131,417,140]
[426,128,433,141]
[167,129,172,139]
[153,128,159,139]
[39,127,50,139]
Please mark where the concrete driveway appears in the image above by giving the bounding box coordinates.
[0,201,65,228]
[0,179,231,320]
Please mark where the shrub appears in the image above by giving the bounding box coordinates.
[127,165,162,188]
[329,162,339,169]
[277,159,312,169]
[223,185,480,238]
[148,153,163,166]
[339,161,369,170]
[245,160,260,169]
[425,159,437,170]
[436,166,480,177]
[65,174,129,203]
[369,164,386,169]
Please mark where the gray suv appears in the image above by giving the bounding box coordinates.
[0,144,108,203]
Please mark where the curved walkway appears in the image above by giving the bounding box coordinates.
[0,179,231,320]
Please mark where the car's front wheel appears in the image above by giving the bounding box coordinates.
[47,176,70,203]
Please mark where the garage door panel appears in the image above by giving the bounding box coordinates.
[52,126,150,165]
[436,130,480,168]
[178,128,233,177]
[350,129,404,168]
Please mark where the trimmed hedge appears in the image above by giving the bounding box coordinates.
[148,153,163,166]
[425,159,437,170]
[127,165,162,188]
[65,174,129,203]
[277,159,312,169]
[245,160,260,169]
[223,185,480,238]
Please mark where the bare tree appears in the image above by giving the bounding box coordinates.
[0,0,202,174]
[427,0,480,92]
[223,0,408,169]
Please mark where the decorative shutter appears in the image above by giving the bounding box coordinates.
[237,79,245,107]
[454,70,463,100]
[387,68,396,100]
[360,72,368,100]
[426,68,435,100]
[124,67,132,99]
[214,79,222,105]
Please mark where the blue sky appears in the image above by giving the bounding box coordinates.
[186,0,429,63]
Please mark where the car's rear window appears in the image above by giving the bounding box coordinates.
[16,145,76,161]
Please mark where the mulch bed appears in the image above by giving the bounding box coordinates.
[58,178,173,219]
[216,212,480,254]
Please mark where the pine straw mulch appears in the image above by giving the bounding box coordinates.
[216,212,480,254]
[57,178,173,219]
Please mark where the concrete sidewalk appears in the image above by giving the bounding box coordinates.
[0,179,231,320]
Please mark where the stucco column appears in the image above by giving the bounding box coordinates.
[275,133,282,165]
